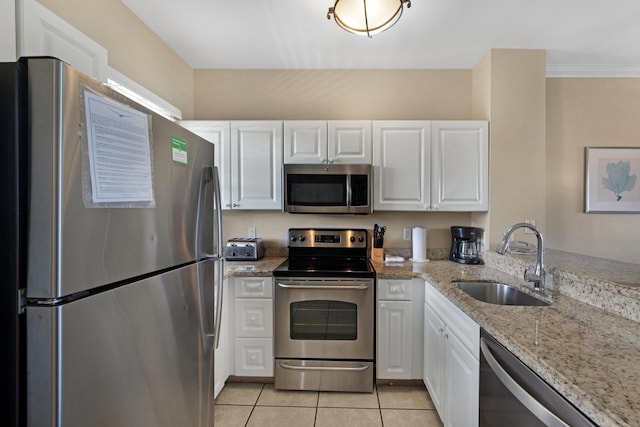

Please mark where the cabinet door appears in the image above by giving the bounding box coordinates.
[17,0,108,81]
[377,300,412,379]
[443,330,479,427]
[230,121,283,210]
[423,302,446,415]
[328,121,372,164]
[373,121,431,211]
[431,121,488,211]
[284,120,327,164]
[179,121,232,209]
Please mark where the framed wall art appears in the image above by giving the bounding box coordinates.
[585,147,640,213]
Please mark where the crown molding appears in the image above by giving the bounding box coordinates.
[546,64,640,78]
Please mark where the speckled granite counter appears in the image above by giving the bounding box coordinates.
[374,259,640,427]
[224,254,640,426]
[223,257,286,277]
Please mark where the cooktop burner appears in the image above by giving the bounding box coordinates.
[273,228,375,278]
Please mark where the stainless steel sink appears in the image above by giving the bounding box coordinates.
[453,281,551,306]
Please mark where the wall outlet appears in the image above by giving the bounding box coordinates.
[403,227,412,240]
[248,227,256,238]
[524,219,535,234]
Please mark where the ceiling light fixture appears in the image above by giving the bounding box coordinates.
[327,0,411,38]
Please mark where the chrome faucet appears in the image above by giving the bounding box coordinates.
[496,223,549,295]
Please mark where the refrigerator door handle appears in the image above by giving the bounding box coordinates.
[214,259,224,350]
[197,262,216,351]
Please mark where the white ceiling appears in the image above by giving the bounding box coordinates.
[122,0,640,76]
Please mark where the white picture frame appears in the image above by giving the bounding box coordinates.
[585,147,640,213]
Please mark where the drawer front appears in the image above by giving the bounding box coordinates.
[425,281,479,359]
[235,338,274,376]
[235,299,273,338]
[378,279,413,301]
[234,276,273,298]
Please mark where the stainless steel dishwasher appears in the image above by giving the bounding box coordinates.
[479,329,596,427]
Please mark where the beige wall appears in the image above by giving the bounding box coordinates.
[222,211,471,252]
[38,0,194,118]
[485,50,548,247]
[194,69,471,120]
[546,78,640,263]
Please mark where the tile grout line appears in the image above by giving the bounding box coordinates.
[243,383,264,427]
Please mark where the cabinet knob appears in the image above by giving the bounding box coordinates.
[232,203,239,208]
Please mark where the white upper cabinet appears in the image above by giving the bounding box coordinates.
[179,121,232,209]
[373,121,431,211]
[431,121,489,211]
[1,0,17,61]
[373,120,488,212]
[230,121,283,210]
[284,120,371,164]
[328,121,372,164]
[16,0,108,81]
[284,121,328,164]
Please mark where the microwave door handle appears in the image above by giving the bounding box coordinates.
[346,174,352,207]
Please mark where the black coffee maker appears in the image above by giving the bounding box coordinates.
[449,226,483,265]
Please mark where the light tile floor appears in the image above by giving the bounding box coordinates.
[214,382,444,427]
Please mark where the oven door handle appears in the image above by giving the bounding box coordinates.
[277,282,370,290]
[278,362,370,372]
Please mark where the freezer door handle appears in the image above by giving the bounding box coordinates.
[196,166,214,259]
[196,165,223,259]
[212,166,223,258]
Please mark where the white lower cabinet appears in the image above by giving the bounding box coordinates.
[377,279,424,379]
[233,276,274,377]
[424,281,479,427]
[214,278,233,398]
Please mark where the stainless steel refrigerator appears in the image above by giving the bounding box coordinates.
[1,57,223,427]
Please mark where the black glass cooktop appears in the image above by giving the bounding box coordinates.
[273,256,375,278]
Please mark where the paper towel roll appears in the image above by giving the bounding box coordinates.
[412,226,427,262]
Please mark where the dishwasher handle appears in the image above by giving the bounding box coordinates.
[480,337,570,427]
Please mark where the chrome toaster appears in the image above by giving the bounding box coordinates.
[225,237,265,261]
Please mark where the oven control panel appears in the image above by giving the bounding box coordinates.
[288,228,368,248]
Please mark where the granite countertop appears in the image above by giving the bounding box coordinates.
[223,254,640,426]
[374,258,640,427]
[223,256,286,277]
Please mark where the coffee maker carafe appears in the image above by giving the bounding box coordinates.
[450,226,483,264]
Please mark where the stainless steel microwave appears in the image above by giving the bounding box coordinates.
[284,164,372,214]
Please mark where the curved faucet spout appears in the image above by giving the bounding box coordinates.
[496,223,547,293]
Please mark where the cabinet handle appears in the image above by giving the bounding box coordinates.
[232,203,239,208]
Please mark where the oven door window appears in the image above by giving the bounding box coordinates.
[290,300,357,340]
[287,174,347,206]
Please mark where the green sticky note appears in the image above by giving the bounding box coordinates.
[171,135,188,164]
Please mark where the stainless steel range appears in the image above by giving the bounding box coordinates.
[273,228,375,393]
